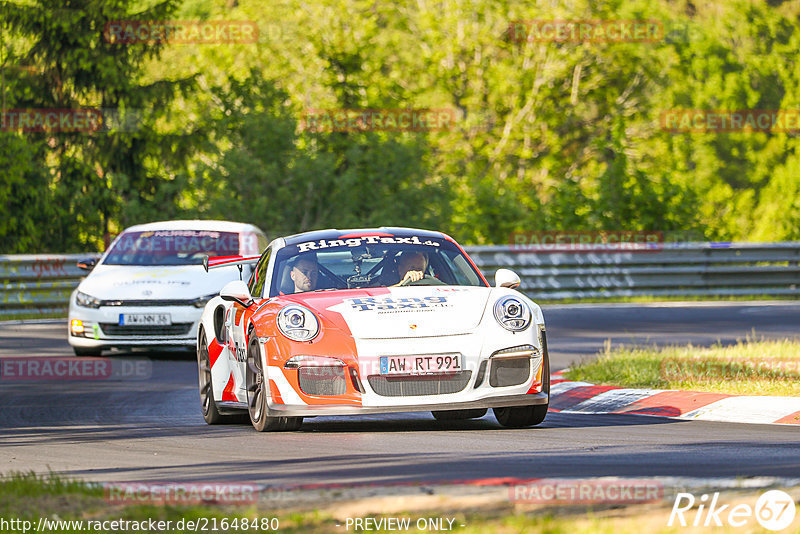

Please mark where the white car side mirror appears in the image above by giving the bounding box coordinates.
[220,280,253,306]
[495,268,521,289]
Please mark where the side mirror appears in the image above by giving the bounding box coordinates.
[220,280,253,307]
[77,258,97,271]
[495,268,521,289]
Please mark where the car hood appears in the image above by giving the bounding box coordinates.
[283,286,494,339]
[77,264,244,300]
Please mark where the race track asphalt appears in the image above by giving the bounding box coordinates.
[1,302,798,486]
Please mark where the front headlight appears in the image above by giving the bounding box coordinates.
[277,305,320,342]
[493,296,531,332]
[75,291,102,309]
[191,293,218,308]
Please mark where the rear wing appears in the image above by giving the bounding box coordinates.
[203,255,261,272]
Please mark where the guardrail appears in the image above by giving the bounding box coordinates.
[0,254,100,317]
[464,242,800,300]
[1,243,798,317]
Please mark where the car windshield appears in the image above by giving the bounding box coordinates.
[269,235,486,296]
[104,230,241,266]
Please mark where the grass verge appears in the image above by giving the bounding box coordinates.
[564,337,800,396]
[2,472,798,534]
[0,312,67,322]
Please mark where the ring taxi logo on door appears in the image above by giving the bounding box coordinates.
[668,489,796,530]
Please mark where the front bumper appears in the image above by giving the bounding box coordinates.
[219,392,548,417]
[68,304,202,349]
[257,329,548,416]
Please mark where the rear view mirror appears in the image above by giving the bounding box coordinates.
[220,280,253,306]
[77,258,97,271]
[495,268,521,289]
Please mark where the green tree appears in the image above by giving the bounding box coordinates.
[2,0,201,251]
[190,71,447,235]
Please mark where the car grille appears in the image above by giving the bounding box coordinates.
[100,299,195,307]
[297,366,347,396]
[489,357,531,387]
[367,371,472,397]
[99,323,193,336]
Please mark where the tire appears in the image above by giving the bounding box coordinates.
[246,335,303,432]
[493,348,550,428]
[197,329,225,425]
[73,347,102,357]
[432,408,487,421]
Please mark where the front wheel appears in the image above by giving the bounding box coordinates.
[246,336,303,432]
[493,404,548,428]
[494,350,550,428]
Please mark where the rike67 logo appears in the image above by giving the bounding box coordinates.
[668,490,796,531]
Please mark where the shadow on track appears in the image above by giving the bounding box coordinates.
[57,439,800,483]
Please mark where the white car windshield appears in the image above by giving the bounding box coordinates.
[270,235,486,296]
[104,230,241,266]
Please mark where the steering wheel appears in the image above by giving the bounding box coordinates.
[398,274,446,287]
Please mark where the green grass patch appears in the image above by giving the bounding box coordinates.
[0,473,560,534]
[2,472,797,533]
[0,472,323,533]
[0,312,67,322]
[565,338,800,396]
[0,471,671,534]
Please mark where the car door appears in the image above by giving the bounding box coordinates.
[228,249,271,400]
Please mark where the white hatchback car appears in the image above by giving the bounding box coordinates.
[68,220,267,356]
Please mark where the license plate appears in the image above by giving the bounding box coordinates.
[379,354,462,375]
[119,313,171,326]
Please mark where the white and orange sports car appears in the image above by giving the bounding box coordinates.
[196,228,549,431]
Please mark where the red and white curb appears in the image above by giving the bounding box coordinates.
[549,371,800,425]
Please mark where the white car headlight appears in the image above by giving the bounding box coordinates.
[75,291,102,309]
[277,305,320,342]
[493,296,531,332]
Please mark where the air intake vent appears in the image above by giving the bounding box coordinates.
[489,358,530,387]
[367,372,472,397]
[298,366,347,395]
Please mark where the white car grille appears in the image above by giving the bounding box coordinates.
[99,323,193,337]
